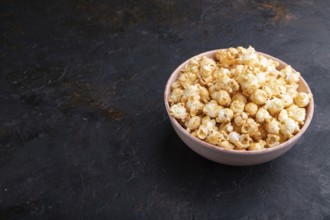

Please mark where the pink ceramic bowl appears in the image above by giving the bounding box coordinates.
[164,49,314,166]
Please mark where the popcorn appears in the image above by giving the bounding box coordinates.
[168,88,184,105]
[285,84,299,98]
[237,134,252,149]
[241,46,258,65]
[268,82,286,97]
[196,126,208,139]
[169,103,188,122]
[229,131,241,143]
[230,100,245,113]
[280,93,293,107]
[234,112,248,126]
[215,90,232,106]
[199,56,217,78]
[207,130,229,145]
[185,57,200,74]
[265,98,285,115]
[214,75,233,93]
[220,123,234,133]
[264,118,280,135]
[206,130,223,145]
[278,109,289,122]
[281,65,300,84]
[248,142,263,151]
[219,130,229,141]
[171,81,182,90]
[216,108,234,123]
[202,116,217,130]
[280,118,300,139]
[232,65,247,78]
[186,96,204,116]
[287,105,306,124]
[250,89,267,105]
[203,100,222,118]
[218,141,235,150]
[228,79,240,92]
[255,108,271,123]
[294,92,310,108]
[256,126,267,141]
[196,117,217,139]
[168,46,311,151]
[232,92,247,104]
[241,118,260,136]
[215,49,236,68]
[266,134,280,147]
[186,116,201,132]
[178,72,196,88]
[244,102,258,116]
[199,86,211,103]
[262,85,273,98]
[256,72,267,85]
[238,73,259,96]
[182,84,200,102]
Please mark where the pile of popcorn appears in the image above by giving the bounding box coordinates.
[168,46,312,151]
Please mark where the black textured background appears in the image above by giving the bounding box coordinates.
[1,0,330,219]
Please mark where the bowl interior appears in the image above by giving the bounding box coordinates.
[164,50,314,155]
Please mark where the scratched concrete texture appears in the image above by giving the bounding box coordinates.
[0,0,330,219]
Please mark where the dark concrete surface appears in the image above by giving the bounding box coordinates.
[0,0,330,219]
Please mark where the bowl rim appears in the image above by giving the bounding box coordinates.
[164,49,314,155]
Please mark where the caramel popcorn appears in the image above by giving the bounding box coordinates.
[168,46,312,151]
